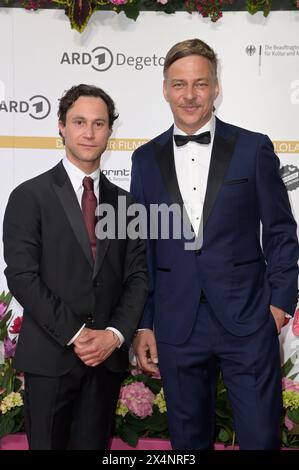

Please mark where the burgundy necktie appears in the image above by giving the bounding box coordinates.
[82,176,97,260]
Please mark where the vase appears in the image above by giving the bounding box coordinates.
[0,433,28,450]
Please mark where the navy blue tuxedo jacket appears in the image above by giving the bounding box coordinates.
[130,117,298,345]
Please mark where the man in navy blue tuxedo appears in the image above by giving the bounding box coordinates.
[130,39,298,450]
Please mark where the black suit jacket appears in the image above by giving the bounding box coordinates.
[3,161,148,376]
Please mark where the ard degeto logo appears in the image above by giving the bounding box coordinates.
[0,94,51,120]
[280,165,299,192]
[246,45,256,56]
[60,47,165,71]
[29,95,51,120]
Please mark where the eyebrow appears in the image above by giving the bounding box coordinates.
[171,77,209,83]
[71,116,106,122]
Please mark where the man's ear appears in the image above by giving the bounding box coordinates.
[214,79,220,101]
[58,121,65,138]
[163,80,169,103]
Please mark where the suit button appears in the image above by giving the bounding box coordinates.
[195,249,202,256]
[86,314,94,325]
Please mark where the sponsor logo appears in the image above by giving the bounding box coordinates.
[102,169,130,184]
[264,44,299,57]
[0,94,51,120]
[60,46,165,71]
[280,165,299,192]
[273,141,299,154]
[246,45,256,56]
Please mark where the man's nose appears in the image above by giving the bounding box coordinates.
[184,85,197,100]
[84,124,94,138]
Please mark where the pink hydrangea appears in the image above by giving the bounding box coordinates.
[119,382,155,418]
[157,0,168,4]
[282,377,299,393]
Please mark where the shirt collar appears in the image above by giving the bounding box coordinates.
[173,114,215,139]
[62,157,100,194]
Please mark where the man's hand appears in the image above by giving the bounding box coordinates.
[133,329,159,374]
[74,328,119,367]
[270,305,286,334]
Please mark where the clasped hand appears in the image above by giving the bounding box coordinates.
[74,328,119,367]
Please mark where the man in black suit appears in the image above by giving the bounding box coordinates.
[3,84,148,450]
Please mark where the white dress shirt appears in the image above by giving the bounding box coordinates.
[62,157,124,347]
[173,115,215,235]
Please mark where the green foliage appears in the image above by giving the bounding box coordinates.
[2,1,298,33]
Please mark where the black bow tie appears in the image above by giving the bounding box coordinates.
[174,131,211,147]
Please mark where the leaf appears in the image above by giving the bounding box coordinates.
[126,413,149,432]
[146,410,168,433]
[119,427,139,447]
[287,409,299,425]
[66,0,96,33]
[0,309,12,333]
[218,427,231,443]
[123,2,141,21]
[0,414,15,438]
[281,354,298,377]
[142,376,162,394]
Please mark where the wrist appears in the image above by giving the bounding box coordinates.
[109,329,120,347]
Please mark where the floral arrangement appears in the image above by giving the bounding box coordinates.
[115,363,299,448]
[280,351,299,448]
[2,0,298,33]
[0,292,24,438]
[115,367,168,447]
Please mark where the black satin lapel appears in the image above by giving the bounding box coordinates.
[155,137,193,232]
[203,132,237,228]
[155,137,183,208]
[93,174,115,279]
[53,176,94,268]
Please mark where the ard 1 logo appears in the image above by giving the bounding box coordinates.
[0,95,51,120]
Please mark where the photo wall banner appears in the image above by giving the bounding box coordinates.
[0,9,298,364]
